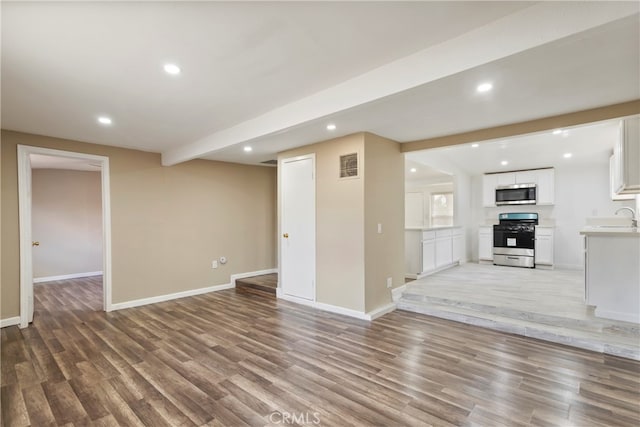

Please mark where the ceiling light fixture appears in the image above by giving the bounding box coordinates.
[476,82,493,93]
[563,153,573,159]
[501,160,508,166]
[243,146,252,152]
[552,129,562,135]
[163,63,181,75]
[471,143,479,148]
[326,124,336,131]
[97,116,112,125]
[410,168,417,173]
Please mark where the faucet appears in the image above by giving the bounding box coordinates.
[615,207,637,228]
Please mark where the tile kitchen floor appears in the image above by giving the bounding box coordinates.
[398,263,640,360]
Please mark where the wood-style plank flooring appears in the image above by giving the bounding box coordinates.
[1,277,639,426]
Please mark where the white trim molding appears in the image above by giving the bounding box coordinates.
[230,268,278,287]
[34,271,103,283]
[391,284,407,303]
[111,283,233,311]
[17,145,114,326]
[366,302,397,320]
[276,290,396,321]
[0,317,21,328]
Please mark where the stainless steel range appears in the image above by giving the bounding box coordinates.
[493,213,538,268]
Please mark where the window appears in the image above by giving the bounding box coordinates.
[431,192,453,227]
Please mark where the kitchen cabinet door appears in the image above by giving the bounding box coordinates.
[536,168,555,205]
[452,234,463,263]
[610,155,635,200]
[515,171,537,185]
[482,174,497,207]
[422,239,436,273]
[478,228,493,261]
[613,117,640,194]
[535,228,554,265]
[496,172,516,186]
[435,237,453,268]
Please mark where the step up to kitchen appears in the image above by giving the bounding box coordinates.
[397,297,640,361]
[235,273,278,297]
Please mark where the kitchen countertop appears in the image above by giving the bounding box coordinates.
[580,227,640,237]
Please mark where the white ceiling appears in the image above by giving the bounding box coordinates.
[406,119,623,178]
[2,2,639,166]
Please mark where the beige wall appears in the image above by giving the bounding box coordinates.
[278,132,404,314]
[1,130,277,319]
[363,133,404,312]
[32,169,103,279]
[279,134,366,311]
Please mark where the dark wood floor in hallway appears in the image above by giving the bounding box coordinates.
[2,277,639,426]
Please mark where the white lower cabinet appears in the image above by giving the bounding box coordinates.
[408,227,462,278]
[478,226,493,261]
[422,237,436,273]
[452,230,463,263]
[534,227,554,266]
[435,229,453,268]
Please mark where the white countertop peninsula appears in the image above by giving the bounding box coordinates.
[581,227,640,324]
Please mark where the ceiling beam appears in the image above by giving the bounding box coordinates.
[400,100,640,153]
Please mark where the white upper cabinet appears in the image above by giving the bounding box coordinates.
[496,173,516,186]
[482,174,497,207]
[536,168,555,205]
[482,168,555,207]
[515,170,537,185]
[612,116,640,194]
[610,155,635,200]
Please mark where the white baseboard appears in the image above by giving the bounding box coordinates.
[276,290,397,321]
[366,302,396,320]
[0,316,21,328]
[405,273,418,280]
[391,284,407,302]
[554,263,584,271]
[111,283,233,311]
[595,308,640,324]
[230,268,278,287]
[34,271,103,283]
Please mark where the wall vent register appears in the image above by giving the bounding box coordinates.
[339,153,358,178]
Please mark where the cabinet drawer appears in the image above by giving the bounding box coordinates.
[451,227,463,237]
[435,229,452,239]
[422,231,436,241]
[535,227,553,236]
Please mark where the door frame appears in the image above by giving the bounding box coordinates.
[17,145,113,327]
[278,153,316,302]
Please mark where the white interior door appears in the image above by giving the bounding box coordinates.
[281,155,316,300]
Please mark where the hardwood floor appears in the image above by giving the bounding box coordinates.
[2,277,639,426]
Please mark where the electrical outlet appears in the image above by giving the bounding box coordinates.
[211,260,218,269]
[386,277,393,288]
[377,223,383,234]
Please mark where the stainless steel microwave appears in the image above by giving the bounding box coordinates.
[495,183,536,205]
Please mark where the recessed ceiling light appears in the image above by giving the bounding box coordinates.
[97,116,112,125]
[552,129,562,135]
[476,82,493,93]
[501,160,508,166]
[243,146,253,152]
[163,63,181,75]
[471,143,479,148]
[563,152,573,158]
[410,168,417,173]
[326,124,336,131]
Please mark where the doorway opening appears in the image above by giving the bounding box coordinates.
[17,145,112,328]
